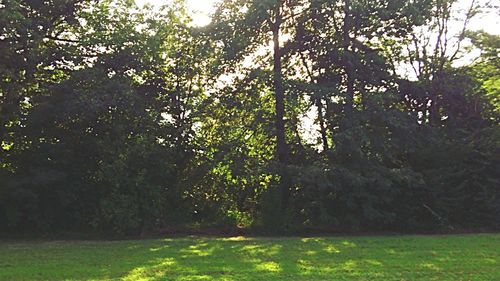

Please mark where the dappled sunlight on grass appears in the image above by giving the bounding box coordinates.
[123,265,168,281]
[149,245,170,252]
[239,244,260,252]
[255,261,282,273]
[305,250,317,255]
[0,234,498,280]
[385,248,397,254]
[484,258,496,264]
[122,256,180,280]
[180,243,214,257]
[297,258,313,270]
[238,243,282,256]
[365,259,383,266]
[341,240,357,247]
[342,260,358,272]
[324,244,341,254]
[420,262,442,271]
[222,236,251,242]
[176,275,212,281]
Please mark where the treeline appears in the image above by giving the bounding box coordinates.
[0,0,498,235]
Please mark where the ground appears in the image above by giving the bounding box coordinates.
[0,234,498,281]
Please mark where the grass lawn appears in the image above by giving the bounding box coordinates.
[0,234,498,281]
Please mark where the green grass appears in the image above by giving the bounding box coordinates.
[0,234,498,281]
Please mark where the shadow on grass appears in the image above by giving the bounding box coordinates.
[120,237,364,281]
[0,235,498,281]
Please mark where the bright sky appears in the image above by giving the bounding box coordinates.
[136,0,499,34]
[136,0,497,146]
[135,0,218,26]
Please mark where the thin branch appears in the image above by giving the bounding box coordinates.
[45,35,80,43]
[449,0,477,62]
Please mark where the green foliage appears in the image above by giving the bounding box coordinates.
[467,31,500,115]
[0,0,498,235]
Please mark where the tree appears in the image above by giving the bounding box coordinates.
[1,0,498,236]
[210,0,311,229]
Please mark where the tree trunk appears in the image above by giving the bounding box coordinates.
[316,98,329,151]
[343,0,354,119]
[272,2,290,212]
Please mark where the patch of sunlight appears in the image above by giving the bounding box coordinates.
[241,244,282,256]
[123,268,159,281]
[123,258,177,281]
[325,245,341,254]
[195,242,210,248]
[342,260,357,272]
[305,250,317,256]
[437,256,452,262]
[266,244,283,255]
[301,238,322,243]
[1,141,12,151]
[150,245,170,252]
[297,259,314,271]
[420,262,442,271]
[222,236,251,241]
[123,267,161,280]
[241,244,261,252]
[245,257,263,264]
[365,259,382,266]
[180,244,213,257]
[181,248,212,257]
[255,261,282,273]
[341,241,357,247]
[158,258,177,267]
[177,275,212,281]
[484,258,496,264]
[385,249,396,254]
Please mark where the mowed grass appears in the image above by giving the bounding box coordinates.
[0,234,498,281]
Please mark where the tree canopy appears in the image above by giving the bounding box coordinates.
[1,0,498,236]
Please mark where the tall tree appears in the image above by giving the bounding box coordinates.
[210,0,310,226]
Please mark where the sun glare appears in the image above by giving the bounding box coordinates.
[136,0,499,34]
[135,0,219,26]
